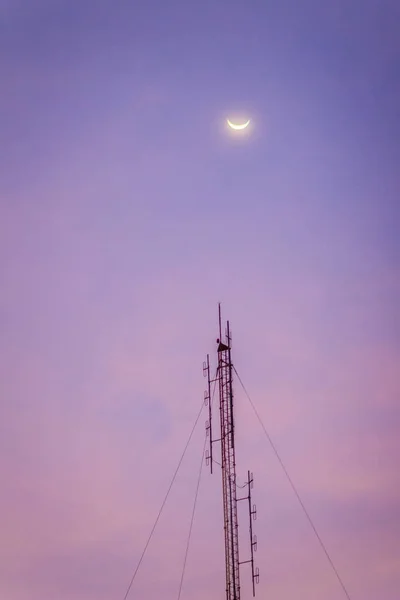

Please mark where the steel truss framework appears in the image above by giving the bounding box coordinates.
[204,306,259,600]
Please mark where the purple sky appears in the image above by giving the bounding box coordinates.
[1,1,399,598]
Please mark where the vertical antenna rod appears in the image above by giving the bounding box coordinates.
[241,471,260,597]
[203,354,213,474]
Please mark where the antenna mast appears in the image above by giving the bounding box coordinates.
[204,305,259,600]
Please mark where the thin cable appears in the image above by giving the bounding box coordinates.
[211,458,247,489]
[176,432,207,600]
[233,365,352,600]
[176,374,219,599]
[121,399,205,600]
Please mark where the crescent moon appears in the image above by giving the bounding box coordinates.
[227,118,250,130]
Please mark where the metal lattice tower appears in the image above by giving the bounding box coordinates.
[204,305,259,600]
[218,315,240,599]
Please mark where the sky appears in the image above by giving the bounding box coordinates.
[0,0,399,598]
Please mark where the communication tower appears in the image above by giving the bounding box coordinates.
[203,305,259,600]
